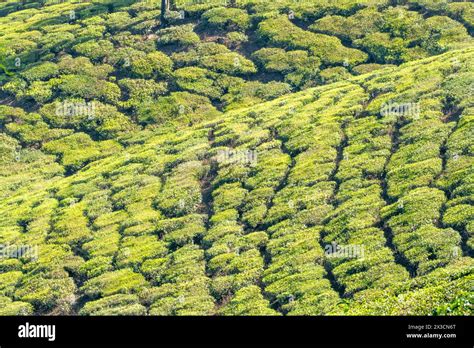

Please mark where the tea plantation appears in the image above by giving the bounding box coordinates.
[0,0,472,315]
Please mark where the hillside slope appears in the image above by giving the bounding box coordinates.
[1,0,473,116]
[0,47,473,315]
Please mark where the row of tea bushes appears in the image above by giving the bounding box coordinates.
[73,130,212,314]
[0,43,473,315]
[311,6,472,64]
[138,130,215,315]
[323,112,411,296]
[372,53,474,277]
[346,256,474,315]
[439,108,474,252]
[232,85,351,314]
[200,119,277,314]
[257,15,368,67]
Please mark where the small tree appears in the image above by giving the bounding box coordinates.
[161,0,177,25]
[161,0,169,24]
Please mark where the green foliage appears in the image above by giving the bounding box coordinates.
[355,32,408,64]
[174,67,223,99]
[218,286,279,315]
[116,235,168,268]
[225,31,249,48]
[39,100,137,139]
[202,7,250,31]
[257,16,368,66]
[222,80,292,110]
[200,52,257,75]
[353,63,394,75]
[0,297,34,315]
[43,133,122,171]
[73,40,115,61]
[172,42,230,67]
[49,201,92,246]
[130,51,173,79]
[57,75,121,104]
[310,8,384,41]
[137,92,219,125]
[157,24,200,47]
[141,245,215,315]
[0,0,472,318]
[80,294,146,315]
[320,67,351,84]
[118,78,168,109]
[14,273,77,313]
[57,55,113,79]
[434,292,473,316]
[81,269,148,298]
[252,48,320,87]
[20,62,59,82]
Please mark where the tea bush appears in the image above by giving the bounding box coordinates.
[0,0,472,317]
[201,7,250,31]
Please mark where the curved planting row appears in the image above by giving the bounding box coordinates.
[0,47,472,315]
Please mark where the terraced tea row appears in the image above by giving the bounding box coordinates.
[1,47,472,315]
